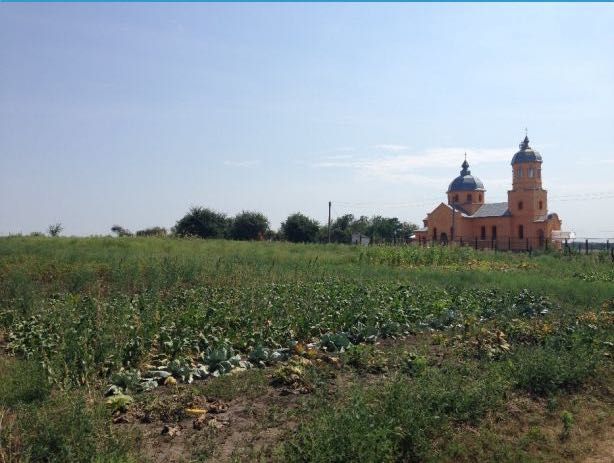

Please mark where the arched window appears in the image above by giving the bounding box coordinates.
[539,200,543,210]
[528,168,534,178]
[478,194,482,201]
[453,194,459,202]
[518,225,524,239]
[518,201,523,210]
[517,168,523,178]
[467,194,472,202]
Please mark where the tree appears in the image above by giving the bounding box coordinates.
[230,211,269,241]
[329,214,355,243]
[47,223,63,237]
[280,213,320,243]
[111,225,133,237]
[135,227,167,237]
[369,216,403,243]
[174,207,229,239]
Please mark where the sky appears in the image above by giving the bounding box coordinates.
[1,3,613,238]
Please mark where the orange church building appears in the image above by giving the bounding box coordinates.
[414,135,562,250]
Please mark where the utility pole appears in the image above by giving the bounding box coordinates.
[328,201,331,243]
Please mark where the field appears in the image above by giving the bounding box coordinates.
[1,237,613,462]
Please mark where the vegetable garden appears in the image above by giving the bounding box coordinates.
[1,237,612,462]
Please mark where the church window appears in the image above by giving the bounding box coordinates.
[517,168,523,178]
[479,194,482,201]
[528,168,534,178]
[480,226,486,240]
[518,225,524,239]
[454,194,459,202]
[467,194,472,202]
[539,200,543,210]
[518,201,523,210]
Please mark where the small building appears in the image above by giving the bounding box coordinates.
[351,232,370,246]
[414,135,563,250]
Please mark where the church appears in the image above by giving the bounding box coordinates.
[414,135,562,250]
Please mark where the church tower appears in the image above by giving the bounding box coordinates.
[507,135,548,240]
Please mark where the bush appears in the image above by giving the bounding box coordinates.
[48,223,63,237]
[174,207,229,238]
[229,211,269,240]
[135,227,167,237]
[111,225,133,237]
[280,213,320,243]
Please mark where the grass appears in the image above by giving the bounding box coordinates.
[0,236,612,462]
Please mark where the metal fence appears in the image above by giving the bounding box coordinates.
[412,236,614,254]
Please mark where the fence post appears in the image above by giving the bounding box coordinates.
[474,237,478,250]
[545,238,548,251]
[607,240,610,251]
[526,238,529,251]
[460,236,463,246]
[585,239,589,255]
[564,238,568,255]
[508,237,511,251]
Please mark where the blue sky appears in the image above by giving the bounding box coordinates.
[1,3,613,238]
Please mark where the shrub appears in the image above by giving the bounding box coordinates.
[111,225,133,237]
[135,226,167,237]
[47,223,63,237]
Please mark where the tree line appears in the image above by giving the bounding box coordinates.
[111,207,418,244]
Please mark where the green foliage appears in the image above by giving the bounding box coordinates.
[280,212,320,243]
[0,358,50,406]
[135,226,166,237]
[15,393,135,463]
[283,363,510,462]
[512,341,598,395]
[560,410,574,440]
[174,206,229,238]
[230,211,269,240]
[47,223,63,237]
[110,225,132,237]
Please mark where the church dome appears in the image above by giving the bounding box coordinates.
[447,158,485,192]
[511,135,542,164]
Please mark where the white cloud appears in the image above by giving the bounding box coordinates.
[374,144,409,152]
[223,160,261,168]
[575,159,614,166]
[312,146,513,184]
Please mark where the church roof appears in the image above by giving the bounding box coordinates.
[447,157,485,192]
[511,135,542,164]
[469,202,511,218]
